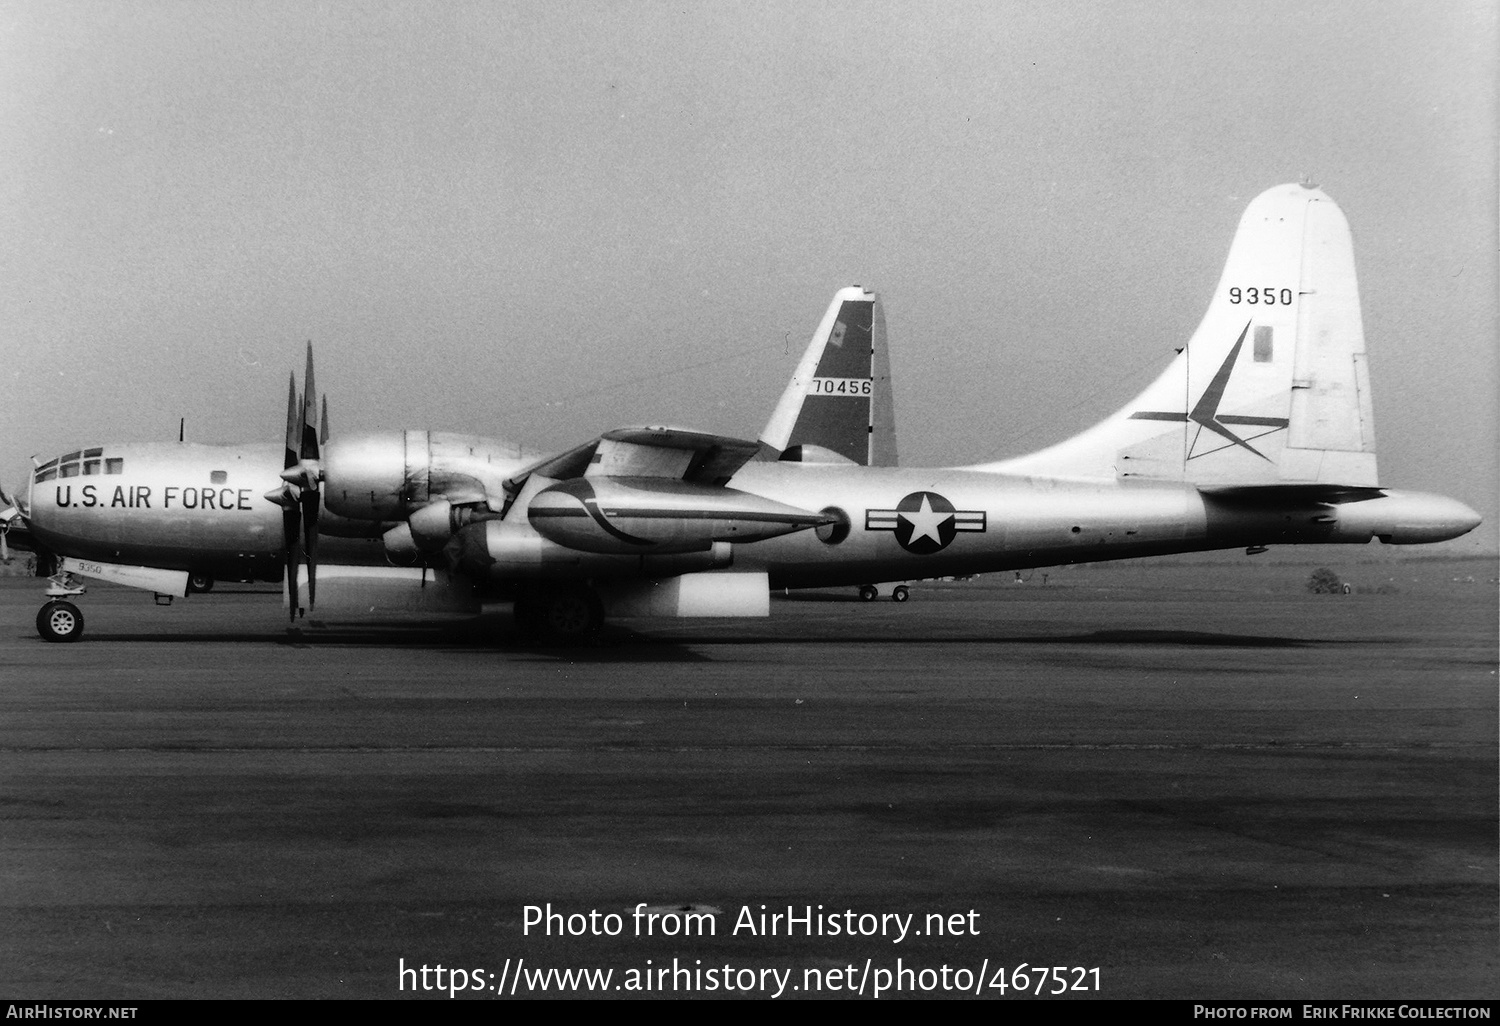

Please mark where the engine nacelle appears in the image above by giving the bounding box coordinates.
[526,477,830,555]
[322,431,536,521]
[456,520,733,580]
[384,500,499,565]
[382,523,421,566]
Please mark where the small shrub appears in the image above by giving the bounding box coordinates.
[1306,567,1343,594]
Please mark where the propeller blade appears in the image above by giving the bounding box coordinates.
[284,502,302,620]
[300,343,319,464]
[279,344,323,617]
[283,373,300,471]
[302,489,319,611]
[298,342,320,611]
[319,395,329,445]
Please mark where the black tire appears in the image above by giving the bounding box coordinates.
[512,593,540,634]
[859,585,879,602]
[37,601,84,643]
[187,573,214,594]
[891,586,910,603]
[538,585,603,642]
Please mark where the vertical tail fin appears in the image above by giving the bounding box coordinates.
[758,286,898,466]
[982,184,1378,487]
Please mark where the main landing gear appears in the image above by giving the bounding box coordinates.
[37,570,87,642]
[512,583,604,643]
[858,584,910,603]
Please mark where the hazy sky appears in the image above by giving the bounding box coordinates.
[3,0,1495,551]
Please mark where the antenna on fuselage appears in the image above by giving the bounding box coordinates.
[178,418,185,443]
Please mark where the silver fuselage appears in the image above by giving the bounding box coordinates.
[27,443,287,579]
[720,463,1480,588]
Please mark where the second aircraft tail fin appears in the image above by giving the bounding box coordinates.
[758,286,897,467]
[980,183,1378,487]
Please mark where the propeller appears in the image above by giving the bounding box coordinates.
[264,343,323,619]
[0,479,15,562]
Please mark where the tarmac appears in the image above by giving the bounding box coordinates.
[1,557,1495,1000]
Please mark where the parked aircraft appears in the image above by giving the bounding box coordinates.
[16,184,1482,642]
[15,287,891,639]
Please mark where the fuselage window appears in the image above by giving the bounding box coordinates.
[105,459,124,475]
[211,470,228,484]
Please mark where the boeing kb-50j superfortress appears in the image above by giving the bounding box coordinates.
[7,184,1481,641]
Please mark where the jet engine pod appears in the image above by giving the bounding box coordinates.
[527,477,831,555]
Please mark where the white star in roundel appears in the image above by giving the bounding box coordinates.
[899,494,952,547]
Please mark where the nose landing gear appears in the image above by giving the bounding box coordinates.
[37,599,84,642]
[36,570,88,642]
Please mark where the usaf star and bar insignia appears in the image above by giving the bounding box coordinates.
[865,491,986,554]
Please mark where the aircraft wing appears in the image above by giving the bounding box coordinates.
[506,426,763,493]
[499,426,829,555]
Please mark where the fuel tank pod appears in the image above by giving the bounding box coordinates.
[527,477,831,555]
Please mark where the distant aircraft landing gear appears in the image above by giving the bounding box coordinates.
[859,585,879,602]
[891,585,910,603]
[37,600,84,643]
[187,573,214,594]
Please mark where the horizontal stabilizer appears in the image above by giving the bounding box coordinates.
[1199,483,1387,507]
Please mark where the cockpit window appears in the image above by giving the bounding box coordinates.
[35,449,107,482]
